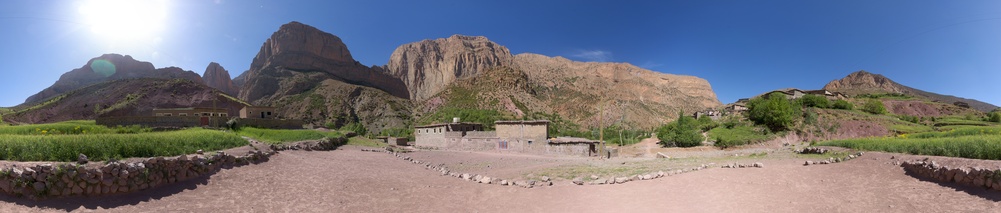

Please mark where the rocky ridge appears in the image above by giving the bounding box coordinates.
[25,54,204,104]
[823,70,997,112]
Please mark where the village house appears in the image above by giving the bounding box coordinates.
[153,107,229,117]
[804,89,847,100]
[413,118,599,157]
[240,106,277,119]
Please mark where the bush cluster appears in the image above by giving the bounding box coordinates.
[861,99,888,115]
[747,93,798,132]
[656,111,703,147]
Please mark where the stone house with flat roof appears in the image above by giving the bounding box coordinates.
[413,119,599,157]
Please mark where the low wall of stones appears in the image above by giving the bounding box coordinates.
[0,150,271,200]
[900,160,1001,192]
[363,148,717,187]
[0,137,345,200]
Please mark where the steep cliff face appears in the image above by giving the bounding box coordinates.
[25,54,204,104]
[386,35,513,101]
[237,21,411,133]
[240,21,408,103]
[202,62,239,95]
[824,70,997,112]
[512,53,721,128]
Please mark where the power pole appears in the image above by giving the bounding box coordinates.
[599,101,605,159]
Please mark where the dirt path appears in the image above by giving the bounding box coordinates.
[0,146,997,212]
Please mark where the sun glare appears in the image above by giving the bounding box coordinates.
[78,0,169,42]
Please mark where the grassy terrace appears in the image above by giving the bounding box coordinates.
[234,127,343,144]
[0,121,247,162]
[818,126,1001,160]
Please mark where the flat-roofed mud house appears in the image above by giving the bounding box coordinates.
[414,119,599,157]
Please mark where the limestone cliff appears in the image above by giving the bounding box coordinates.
[202,62,239,95]
[237,21,411,133]
[25,54,204,104]
[240,21,408,103]
[386,35,513,101]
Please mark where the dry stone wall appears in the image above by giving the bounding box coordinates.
[0,150,271,200]
[0,137,345,200]
[900,160,1001,192]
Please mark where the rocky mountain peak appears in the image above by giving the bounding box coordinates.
[249,21,355,71]
[202,62,238,95]
[386,34,514,101]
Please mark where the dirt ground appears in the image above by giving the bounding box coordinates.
[0,145,999,212]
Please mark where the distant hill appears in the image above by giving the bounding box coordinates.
[24,54,204,105]
[5,78,247,124]
[823,70,998,112]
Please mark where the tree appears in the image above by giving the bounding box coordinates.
[657,111,703,147]
[747,93,798,132]
[799,94,830,108]
[832,99,854,110]
[989,112,1001,123]
[861,99,888,115]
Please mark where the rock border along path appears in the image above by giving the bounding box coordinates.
[364,148,734,187]
[0,137,345,200]
[900,159,1001,192]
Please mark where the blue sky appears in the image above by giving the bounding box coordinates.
[2,0,1000,107]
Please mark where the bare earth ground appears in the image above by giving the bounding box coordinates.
[0,145,999,212]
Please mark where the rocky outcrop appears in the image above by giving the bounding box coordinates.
[240,21,408,103]
[202,62,239,95]
[824,70,997,112]
[386,35,513,101]
[25,54,204,104]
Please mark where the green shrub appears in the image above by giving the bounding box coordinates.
[818,135,1001,160]
[831,100,854,110]
[340,122,368,136]
[861,99,888,115]
[748,93,798,131]
[988,112,1001,123]
[657,111,703,147]
[800,94,830,108]
[709,126,775,148]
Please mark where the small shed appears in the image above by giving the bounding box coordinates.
[546,137,599,157]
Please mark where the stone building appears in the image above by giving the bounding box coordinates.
[152,107,229,117]
[413,119,599,157]
[240,106,277,119]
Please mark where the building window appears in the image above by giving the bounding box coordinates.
[164,113,172,116]
[220,113,228,117]
[267,112,272,116]
[499,140,508,150]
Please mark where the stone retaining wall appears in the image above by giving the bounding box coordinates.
[0,137,344,200]
[900,160,1001,192]
[0,150,271,200]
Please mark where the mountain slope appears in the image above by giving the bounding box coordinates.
[203,62,239,95]
[237,21,411,133]
[5,78,247,124]
[824,70,997,112]
[25,54,204,104]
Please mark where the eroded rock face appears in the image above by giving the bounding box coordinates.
[386,35,513,101]
[510,53,721,128]
[240,21,408,103]
[25,54,204,104]
[202,62,238,95]
[236,22,411,133]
